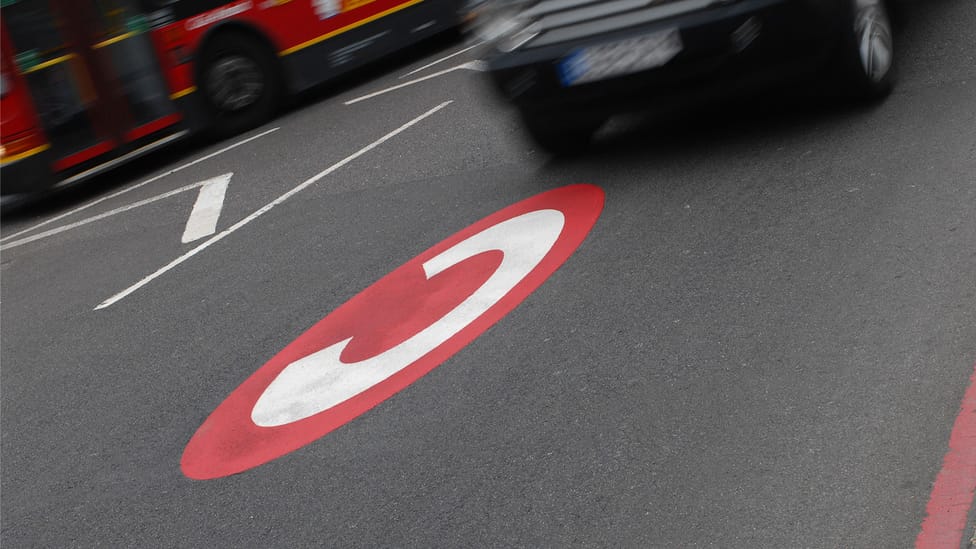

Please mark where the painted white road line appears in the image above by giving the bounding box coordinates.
[94,101,454,311]
[399,41,482,78]
[0,179,216,251]
[0,127,279,244]
[346,66,461,105]
[345,63,483,106]
[181,173,232,243]
[460,60,488,72]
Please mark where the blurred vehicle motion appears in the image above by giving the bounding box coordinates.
[468,0,896,154]
[0,0,463,195]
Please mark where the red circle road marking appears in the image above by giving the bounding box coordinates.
[917,362,976,548]
[181,184,605,479]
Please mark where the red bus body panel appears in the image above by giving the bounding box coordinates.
[1,0,460,194]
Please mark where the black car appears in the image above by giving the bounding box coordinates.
[468,0,896,153]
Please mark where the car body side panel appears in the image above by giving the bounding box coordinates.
[484,0,849,114]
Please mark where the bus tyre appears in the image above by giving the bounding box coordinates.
[519,108,602,157]
[834,0,895,101]
[200,32,281,136]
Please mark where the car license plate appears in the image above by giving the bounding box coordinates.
[558,29,683,87]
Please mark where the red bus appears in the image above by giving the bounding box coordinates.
[0,0,463,195]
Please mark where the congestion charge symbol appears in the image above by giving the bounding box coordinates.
[181,184,605,480]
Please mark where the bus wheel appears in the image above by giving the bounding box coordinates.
[199,32,281,136]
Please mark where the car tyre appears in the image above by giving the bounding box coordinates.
[199,32,281,137]
[835,0,896,100]
[519,108,603,157]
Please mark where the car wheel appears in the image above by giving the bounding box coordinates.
[836,0,895,100]
[519,109,603,156]
[200,32,281,136]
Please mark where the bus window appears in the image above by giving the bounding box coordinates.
[90,0,176,127]
[2,0,102,159]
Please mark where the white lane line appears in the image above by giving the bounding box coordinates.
[94,101,454,311]
[1,179,212,251]
[346,62,484,105]
[399,41,482,79]
[346,66,461,105]
[0,127,279,244]
[181,173,232,243]
[459,60,488,72]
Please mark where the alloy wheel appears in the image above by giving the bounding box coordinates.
[206,55,265,112]
[854,0,894,83]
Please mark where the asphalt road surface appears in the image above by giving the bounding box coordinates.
[2,1,975,547]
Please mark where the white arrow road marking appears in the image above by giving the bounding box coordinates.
[94,101,453,311]
[181,173,231,243]
[2,179,212,251]
[0,127,278,244]
[250,209,565,427]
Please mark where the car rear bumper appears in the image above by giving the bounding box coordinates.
[485,0,845,115]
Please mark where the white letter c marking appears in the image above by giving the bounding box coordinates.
[250,209,565,427]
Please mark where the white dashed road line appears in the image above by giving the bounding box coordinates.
[181,173,232,244]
